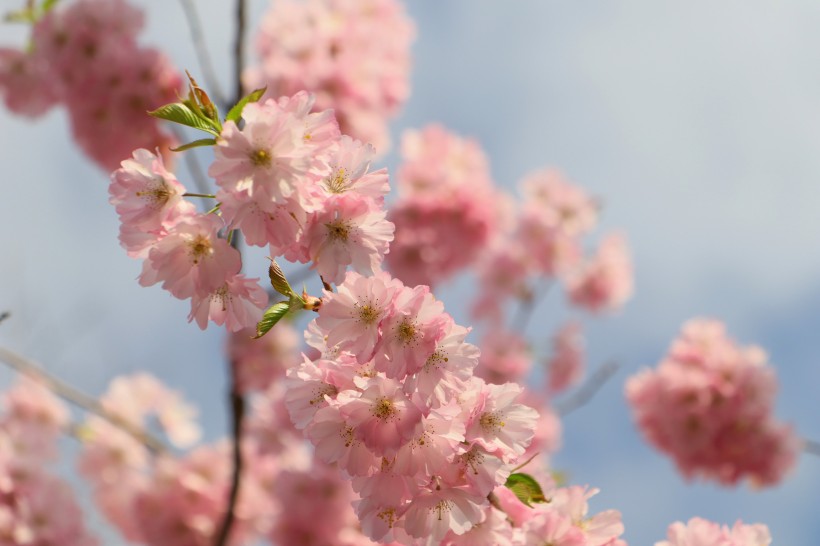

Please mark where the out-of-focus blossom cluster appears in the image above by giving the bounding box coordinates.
[386,125,504,289]
[626,319,800,487]
[655,517,771,546]
[0,0,181,170]
[246,0,414,153]
[472,168,633,324]
[0,379,98,545]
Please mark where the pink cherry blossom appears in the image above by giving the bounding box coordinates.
[303,194,394,285]
[568,232,633,313]
[247,0,414,151]
[188,274,268,332]
[109,148,195,232]
[464,380,539,462]
[338,375,423,456]
[475,329,532,385]
[0,48,58,117]
[139,214,241,300]
[374,284,450,379]
[626,319,800,486]
[656,517,772,546]
[315,270,401,362]
[547,321,585,394]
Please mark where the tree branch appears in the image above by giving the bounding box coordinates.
[556,361,620,417]
[177,0,226,107]
[0,346,167,453]
[232,0,247,106]
[213,362,245,546]
[803,439,820,457]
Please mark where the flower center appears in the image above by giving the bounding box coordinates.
[188,235,212,264]
[479,411,505,433]
[396,319,418,346]
[326,167,350,194]
[135,178,172,208]
[354,301,380,325]
[372,397,396,420]
[326,220,352,242]
[250,148,271,167]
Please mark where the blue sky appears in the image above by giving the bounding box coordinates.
[1,1,820,544]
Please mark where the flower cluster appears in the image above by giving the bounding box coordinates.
[246,0,414,152]
[625,319,800,486]
[285,270,539,544]
[0,379,98,545]
[111,91,396,329]
[210,92,394,285]
[486,481,627,546]
[109,148,267,332]
[471,168,632,324]
[0,0,181,170]
[546,322,585,395]
[655,517,772,546]
[386,124,504,288]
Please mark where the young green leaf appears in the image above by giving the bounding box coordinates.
[41,0,60,13]
[254,301,291,339]
[267,258,293,297]
[148,103,219,136]
[225,86,268,124]
[505,472,548,507]
[170,138,217,152]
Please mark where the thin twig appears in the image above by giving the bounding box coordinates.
[512,281,552,334]
[170,125,212,196]
[177,0,226,107]
[214,363,245,546]
[232,0,247,106]
[0,346,167,453]
[556,361,620,417]
[804,439,820,457]
[0,312,9,325]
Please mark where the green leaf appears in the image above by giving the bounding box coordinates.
[148,103,219,136]
[505,473,548,507]
[225,86,267,124]
[267,258,293,298]
[41,0,60,13]
[170,138,217,152]
[253,301,291,339]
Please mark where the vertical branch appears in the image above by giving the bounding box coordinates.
[232,0,247,106]
[214,362,245,546]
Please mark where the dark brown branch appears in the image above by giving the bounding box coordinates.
[232,0,247,106]
[512,281,552,334]
[0,346,167,453]
[556,361,620,417]
[177,0,226,107]
[213,363,245,546]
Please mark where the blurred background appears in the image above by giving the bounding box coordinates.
[1,0,820,543]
